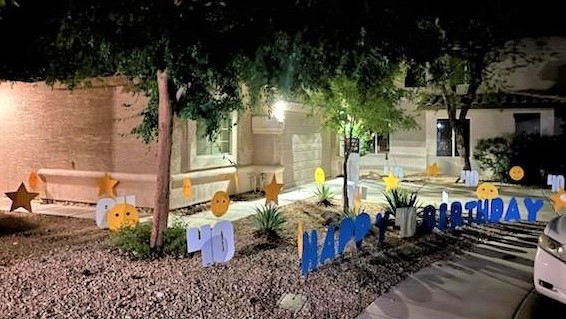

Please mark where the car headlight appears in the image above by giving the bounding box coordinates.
[539,233,566,263]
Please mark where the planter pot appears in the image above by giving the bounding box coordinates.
[396,207,417,238]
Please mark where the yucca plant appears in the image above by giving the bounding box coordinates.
[314,184,335,206]
[383,188,420,216]
[252,204,287,238]
[340,206,360,219]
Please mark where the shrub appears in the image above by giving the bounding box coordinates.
[314,184,335,206]
[474,133,566,185]
[110,221,188,259]
[110,222,152,258]
[252,205,286,238]
[383,188,420,216]
[473,136,512,182]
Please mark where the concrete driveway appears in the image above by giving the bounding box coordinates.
[345,173,566,319]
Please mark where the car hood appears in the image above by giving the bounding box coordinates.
[545,214,566,244]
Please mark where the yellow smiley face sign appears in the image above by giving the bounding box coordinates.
[210,191,230,218]
[106,203,139,231]
[314,167,325,184]
[476,183,499,200]
[509,166,524,181]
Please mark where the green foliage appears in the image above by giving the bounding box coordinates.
[110,222,152,258]
[474,133,566,185]
[252,205,286,238]
[110,221,187,259]
[340,207,360,219]
[383,188,420,216]
[473,136,512,182]
[314,184,335,206]
[305,71,417,140]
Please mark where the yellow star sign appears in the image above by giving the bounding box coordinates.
[383,173,399,191]
[264,175,283,205]
[427,163,440,177]
[97,173,119,198]
[550,189,566,212]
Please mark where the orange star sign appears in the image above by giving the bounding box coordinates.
[5,183,39,213]
[383,173,399,191]
[550,189,566,212]
[97,173,119,198]
[427,163,440,177]
[264,175,283,205]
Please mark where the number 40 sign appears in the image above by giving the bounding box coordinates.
[186,220,235,267]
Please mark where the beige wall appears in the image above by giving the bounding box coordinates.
[279,106,337,188]
[1,80,338,209]
[0,80,157,206]
[425,107,555,175]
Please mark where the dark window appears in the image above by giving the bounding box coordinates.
[196,118,232,156]
[436,119,470,157]
[366,133,390,154]
[514,113,540,135]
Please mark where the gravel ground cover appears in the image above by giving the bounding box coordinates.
[0,198,476,319]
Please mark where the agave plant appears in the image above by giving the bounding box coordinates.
[252,204,287,238]
[340,207,360,219]
[383,188,420,216]
[314,184,335,206]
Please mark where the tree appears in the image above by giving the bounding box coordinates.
[1,0,256,248]
[408,2,566,171]
[304,54,416,211]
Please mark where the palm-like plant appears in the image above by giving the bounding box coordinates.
[252,205,287,238]
[314,184,335,206]
[383,188,420,216]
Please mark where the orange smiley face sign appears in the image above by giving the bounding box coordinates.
[210,191,230,218]
[182,178,192,199]
[106,203,139,231]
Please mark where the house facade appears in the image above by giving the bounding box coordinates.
[0,78,341,209]
[362,37,566,176]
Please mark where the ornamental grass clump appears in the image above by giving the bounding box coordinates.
[383,188,420,216]
[314,184,335,207]
[252,204,287,239]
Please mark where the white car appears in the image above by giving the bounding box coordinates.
[534,214,566,304]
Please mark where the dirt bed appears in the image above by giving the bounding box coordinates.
[0,198,475,319]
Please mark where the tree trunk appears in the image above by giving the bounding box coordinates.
[343,133,350,213]
[150,69,173,249]
[454,116,471,170]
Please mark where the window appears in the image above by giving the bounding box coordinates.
[436,119,470,157]
[196,119,232,156]
[366,133,390,154]
[514,113,540,135]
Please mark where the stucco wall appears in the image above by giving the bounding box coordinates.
[280,108,335,188]
[425,108,555,175]
[0,80,157,202]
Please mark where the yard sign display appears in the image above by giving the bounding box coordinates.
[5,182,39,213]
[299,195,544,276]
[95,195,138,229]
[186,190,236,267]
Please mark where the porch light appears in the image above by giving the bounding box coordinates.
[273,101,286,122]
